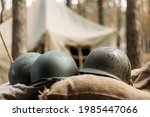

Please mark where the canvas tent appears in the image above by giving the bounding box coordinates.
[29,0,117,67]
[44,0,117,52]
[0,0,117,83]
[0,0,117,54]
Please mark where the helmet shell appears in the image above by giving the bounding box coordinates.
[9,52,41,85]
[79,47,131,84]
[30,50,78,82]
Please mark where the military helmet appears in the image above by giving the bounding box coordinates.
[79,47,131,84]
[30,50,78,82]
[9,52,41,85]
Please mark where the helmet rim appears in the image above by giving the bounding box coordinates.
[79,68,120,80]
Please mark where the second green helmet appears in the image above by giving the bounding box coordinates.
[30,50,78,82]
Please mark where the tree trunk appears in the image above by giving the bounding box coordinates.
[66,0,71,8]
[97,0,104,25]
[126,0,141,69]
[117,0,121,47]
[12,0,27,60]
[77,0,82,15]
[0,0,5,23]
[148,0,150,52]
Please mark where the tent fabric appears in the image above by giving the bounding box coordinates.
[45,0,117,52]
[0,0,117,52]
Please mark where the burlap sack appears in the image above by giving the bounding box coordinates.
[38,74,150,100]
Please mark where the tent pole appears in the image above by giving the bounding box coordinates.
[78,47,83,69]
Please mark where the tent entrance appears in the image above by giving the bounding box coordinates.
[67,45,90,69]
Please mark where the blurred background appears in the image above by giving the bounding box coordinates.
[0,0,150,84]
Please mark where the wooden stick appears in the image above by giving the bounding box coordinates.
[0,32,14,63]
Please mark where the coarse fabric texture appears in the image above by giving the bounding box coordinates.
[132,61,150,92]
[38,74,150,100]
[0,77,63,100]
[0,83,41,100]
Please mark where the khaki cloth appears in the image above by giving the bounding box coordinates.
[0,83,40,100]
[132,61,150,92]
[38,75,150,100]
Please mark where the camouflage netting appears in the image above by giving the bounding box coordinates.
[0,62,150,100]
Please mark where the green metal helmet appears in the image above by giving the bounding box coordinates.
[9,52,41,85]
[30,50,78,82]
[79,47,131,84]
